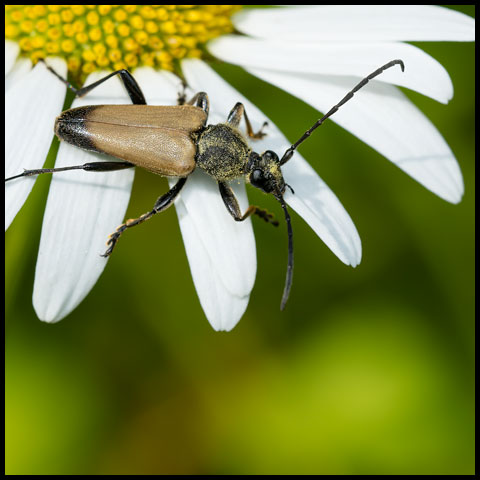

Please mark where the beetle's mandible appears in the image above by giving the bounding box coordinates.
[5,59,405,310]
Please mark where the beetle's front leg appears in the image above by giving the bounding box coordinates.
[227,103,268,140]
[177,81,189,106]
[102,177,187,257]
[177,81,209,112]
[218,182,278,226]
[178,90,210,122]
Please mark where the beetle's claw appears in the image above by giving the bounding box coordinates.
[255,208,278,226]
[101,239,115,257]
[252,121,268,140]
[102,228,122,257]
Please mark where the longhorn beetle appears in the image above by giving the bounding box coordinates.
[5,59,405,310]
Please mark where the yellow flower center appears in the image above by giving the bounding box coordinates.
[5,5,241,81]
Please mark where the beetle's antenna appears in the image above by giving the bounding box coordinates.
[275,193,294,310]
[279,59,405,165]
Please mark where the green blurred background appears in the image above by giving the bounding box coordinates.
[5,5,474,475]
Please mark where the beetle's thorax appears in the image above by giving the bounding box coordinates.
[195,123,251,181]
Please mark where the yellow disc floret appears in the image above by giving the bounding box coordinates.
[5,5,241,81]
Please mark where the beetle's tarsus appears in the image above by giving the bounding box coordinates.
[102,225,127,257]
[248,119,268,140]
[250,121,269,140]
[255,208,279,226]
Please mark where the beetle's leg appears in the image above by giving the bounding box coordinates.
[177,81,188,106]
[39,58,146,105]
[176,80,209,117]
[218,181,278,226]
[186,92,210,118]
[5,161,134,182]
[227,103,268,140]
[177,87,209,120]
[102,177,187,257]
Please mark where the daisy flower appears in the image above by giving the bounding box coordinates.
[5,6,475,331]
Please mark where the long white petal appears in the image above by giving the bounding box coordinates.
[175,171,256,298]
[172,171,253,331]
[233,5,475,42]
[33,71,136,322]
[209,37,453,103]
[182,59,361,267]
[248,68,463,204]
[5,57,67,230]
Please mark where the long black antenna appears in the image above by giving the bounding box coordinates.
[275,193,294,310]
[280,59,405,165]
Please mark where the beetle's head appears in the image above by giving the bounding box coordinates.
[247,150,293,310]
[247,150,286,195]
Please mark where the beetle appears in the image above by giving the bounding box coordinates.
[5,59,405,309]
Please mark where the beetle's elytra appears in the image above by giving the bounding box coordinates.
[55,104,207,177]
[5,59,405,310]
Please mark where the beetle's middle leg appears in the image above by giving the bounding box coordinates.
[102,177,187,257]
[227,103,268,140]
[218,182,278,226]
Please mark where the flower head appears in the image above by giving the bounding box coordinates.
[5,5,240,79]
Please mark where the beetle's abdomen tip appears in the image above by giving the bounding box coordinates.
[54,106,99,152]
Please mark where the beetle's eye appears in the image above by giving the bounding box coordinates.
[263,150,279,163]
[250,169,267,190]
[250,169,274,193]
[251,169,263,184]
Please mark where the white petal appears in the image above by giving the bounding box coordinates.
[33,71,136,322]
[5,57,32,92]
[209,37,453,103]
[172,171,253,332]
[233,5,475,42]
[4,40,19,77]
[176,171,256,297]
[182,59,361,266]
[131,66,181,105]
[5,57,67,230]
[247,68,464,204]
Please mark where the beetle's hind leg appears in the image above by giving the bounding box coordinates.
[102,177,187,257]
[227,103,268,140]
[5,161,134,183]
[38,58,147,105]
[218,182,278,226]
